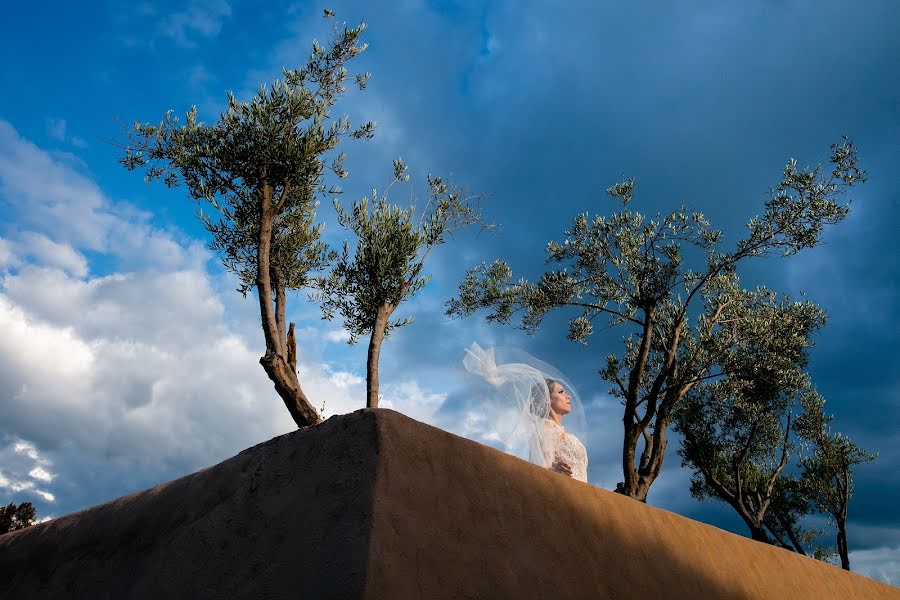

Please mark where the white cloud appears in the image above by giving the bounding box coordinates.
[0,295,95,381]
[14,441,40,461]
[28,467,53,482]
[0,120,209,272]
[850,546,900,586]
[0,121,372,514]
[160,0,232,47]
[0,237,15,269]
[324,329,351,343]
[45,117,66,141]
[379,380,448,426]
[452,410,505,447]
[329,370,364,389]
[16,232,88,277]
[0,121,122,252]
[0,437,56,503]
[0,278,293,462]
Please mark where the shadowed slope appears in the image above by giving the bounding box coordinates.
[0,410,380,600]
[0,409,896,599]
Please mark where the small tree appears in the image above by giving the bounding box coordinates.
[794,395,877,570]
[446,141,865,501]
[0,502,36,534]
[673,288,826,542]
[118,14,374,428]
[315,160,489,407]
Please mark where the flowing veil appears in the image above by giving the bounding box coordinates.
[462,342,588,469]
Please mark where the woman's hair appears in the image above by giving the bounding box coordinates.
[528,378,558,416]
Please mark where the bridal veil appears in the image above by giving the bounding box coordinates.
[462,342,588,471]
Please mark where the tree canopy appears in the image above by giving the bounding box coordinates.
[672,294,824,544]
[794,394,877,569]
[0,502,36,535]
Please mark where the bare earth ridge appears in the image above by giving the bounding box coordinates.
[0,408,896,599]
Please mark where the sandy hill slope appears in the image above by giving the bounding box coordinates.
[0,408,896,599]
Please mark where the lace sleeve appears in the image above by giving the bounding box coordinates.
[543,421,588,482]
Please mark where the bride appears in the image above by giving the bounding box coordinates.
[463,342,588,482]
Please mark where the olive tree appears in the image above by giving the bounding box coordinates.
[794,395,877,570]
[118,14,374,428]
[447,141,865,501]
[671,289,825,542]
[314,160,489,407]
[0,502,36,535]
[678,353,875,569]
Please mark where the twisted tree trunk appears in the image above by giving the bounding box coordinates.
[837,516,849,570]
[366,307,390,408]
[287,322,297,374]
[257,181,321,428]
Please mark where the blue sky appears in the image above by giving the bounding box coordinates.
[1,0,898,585]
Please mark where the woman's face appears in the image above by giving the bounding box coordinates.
[548,382,571,416]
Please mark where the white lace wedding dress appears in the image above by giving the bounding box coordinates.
[542,420,588,482]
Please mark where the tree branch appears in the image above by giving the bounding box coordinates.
[757,411,793,522]
[641,320,682,430]
[275,282,287,357]
[273,181,292,213]
[626,310,655,408]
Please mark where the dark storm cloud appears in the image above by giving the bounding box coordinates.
[308,0,900,546]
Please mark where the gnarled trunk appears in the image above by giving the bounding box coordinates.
[257,182,320,428]
[777,513,808,555]
[837,515,850,570]
[287,322,297,374]
[748,524,772,544]
[618,310,655,500]
[366,307,390,408]
[259,352,320,426]
[619,380,700,502]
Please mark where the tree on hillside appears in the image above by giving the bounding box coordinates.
[314,159,489,407]
[678,356,875,569]
[0,502,36,535]
[794,394,877,570]
[446,141,865,501]
[117,14,375,428]
[671,290,825,543]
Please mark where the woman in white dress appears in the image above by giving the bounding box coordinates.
[463,343,589,483]
[533,378,588,481]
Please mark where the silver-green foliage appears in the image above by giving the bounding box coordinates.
[119,17,374,296]
[794,394,877,569]
[447,140,865,500]
[316,160,488,344]
[116,13,375,427]
[672,297,823,542]
[675,357,875,567]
